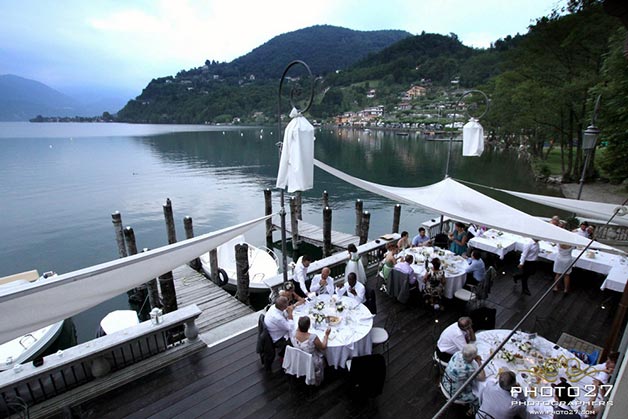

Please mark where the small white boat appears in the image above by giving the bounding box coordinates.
[200,235,279,293]
[0,270,65,371]
[97,310,140,336]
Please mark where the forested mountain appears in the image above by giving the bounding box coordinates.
[0,75,79,121]
[116,25,411,124]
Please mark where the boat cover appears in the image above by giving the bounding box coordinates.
[313,159,621,254]
[0,214,272,344]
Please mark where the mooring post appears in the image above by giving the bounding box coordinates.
[112,211,127,258]
[264,188,273,247]
[290,196,299,250]
[142,248,161,310]
[123,227,148,316]
[392,204,401,234]
[322,190,329,209]
[209,249,219,284]
[323,206,332,257]
[235,243,250,305]
[160,198,178,314]
[183,216,202,272]
[359,211,370,245]
[355,199,363,236]
[295,191,303,220]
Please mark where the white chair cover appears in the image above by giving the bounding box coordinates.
[282,346,316,385]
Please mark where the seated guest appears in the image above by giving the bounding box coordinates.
[437,316,476,362]
[477,370,527,419]
[336,272,366,304]
[587,225,596,239]
[291,316,330,386]
[397,231,411,250]
[394,254,417,284]
[379,242,399,289]
[424,258,446,310]
[264,296,294,355]
[412,227,431,247]
[464,250,486,286]
[278,282,304,306]
[449,222,468,256]
[441,343,486,409]
[592,352,618,384]
[574,221,591,238]
[550,215,561,226]
[293,255,312,297]
[552,377,581,418]
[310,267,335,295]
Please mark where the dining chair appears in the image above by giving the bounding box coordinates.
[371,308,397,365]
[454,266,496,311]
[475,409,495,419]
[347,354,386,399]
[282,346,316,386]
[255,313,275,371]
[439,370,470,406]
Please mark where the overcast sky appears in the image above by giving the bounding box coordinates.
[0,0,560,95]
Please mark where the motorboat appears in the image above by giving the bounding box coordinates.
[97,310,140,337]
[0,270,65,371]
[200,235,279,293]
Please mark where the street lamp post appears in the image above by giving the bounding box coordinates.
[576,95,601,200]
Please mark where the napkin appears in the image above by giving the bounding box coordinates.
[359,314,375,323]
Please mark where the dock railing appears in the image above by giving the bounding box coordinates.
[0,304,204,418]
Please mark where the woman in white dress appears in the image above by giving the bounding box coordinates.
[291,316,330,386]
[344,243,367,284]
[553,243,574,293]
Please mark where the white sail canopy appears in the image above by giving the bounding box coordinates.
[0,214,271,344]
[495,189,628,227]
[314,159,620,253]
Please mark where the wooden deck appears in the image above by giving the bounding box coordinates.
[272,220,360,249]
[172,265,253,336]
[75,253,622,419]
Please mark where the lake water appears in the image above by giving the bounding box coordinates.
[0,122,561,342]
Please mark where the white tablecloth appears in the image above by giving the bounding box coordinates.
[292,294,373,369]
[475,330,601,419]
[400,247,468,299]
[469,229,519,259]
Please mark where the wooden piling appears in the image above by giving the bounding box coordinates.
[322,190,329,209]
[264,188,273,247]
[359,211,370,245]
[323,206,332,257]
[235,243,250,305]
[392,204,401,234]
[161,198,178,313]
[183,216,202,272]
[111,211,127,258]
[123,226,138,256]
[142,248,161,309]
[123,227,148,316]
[209,250,219,284]
[295,191,303,220]
[290,196,299,250]
[355,199,363,236]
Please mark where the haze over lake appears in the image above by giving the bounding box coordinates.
[0,122,561,341]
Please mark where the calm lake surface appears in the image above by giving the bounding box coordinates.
[0,122,562,342]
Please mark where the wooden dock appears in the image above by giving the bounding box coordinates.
[172,265,253,336]
[272,219,360,249]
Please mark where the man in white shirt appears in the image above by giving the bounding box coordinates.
[574,221,591,238]
[292,255,312,297]
[264,296,293,355]
[437,316,475,362]
[336,272,365,304]
[310,267,335,295]
[514,239,539,295]
[477,370,528,419]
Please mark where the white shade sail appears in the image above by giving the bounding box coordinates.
[313,159,620,253]
[495,189,628,227]
[276,108,315,193]
[0,214,272,344]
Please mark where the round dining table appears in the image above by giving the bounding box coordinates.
[399,247,469,299]
[292,294,373,369]
[474,329,604,419]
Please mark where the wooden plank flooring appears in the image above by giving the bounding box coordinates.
[76,253,624,419]
[273,220,360,249]
[172,265,253,335]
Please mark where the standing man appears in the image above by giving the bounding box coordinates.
[293,255,312,297]
[514,238,539,296]
[310,267,335,295]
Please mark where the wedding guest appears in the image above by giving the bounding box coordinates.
[553,241,574,293]
[264,296,293,355]
[574,221,591,238]
[412,227,431,247]
[464,249,486,286]
[437,317,476,362]
[514,238,539,296]
[344,244,367,284]
[310,267,335,295]
[291,316,330,386]
[592,352,618,384]
[379,242,398,291]
[293,254,312,297]
[394,254,417,284]
[336,272,365,304]
[552,378,581,418]
[397,231,411,250]
[449,222,468,256]
[424,257,446,310]
[441,344,486,410]
[476,370,527,419]
[550,215,561,226]
[278,281,304,306]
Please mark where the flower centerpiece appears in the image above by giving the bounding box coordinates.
[314,301,325,311]
[518,342,532,353]
[313,313,326,325]
[500,349,516,363]
[497,231,504,236]
[335,302,345,313]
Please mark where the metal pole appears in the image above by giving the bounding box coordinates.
[576,149,592,200]
[280,189,288,283]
